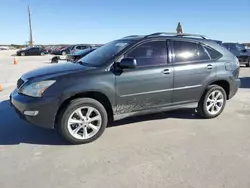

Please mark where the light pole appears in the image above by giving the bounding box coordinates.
[28,6,34,46]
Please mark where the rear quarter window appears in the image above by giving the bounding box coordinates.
[204,46,222,60]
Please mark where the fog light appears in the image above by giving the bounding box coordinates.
[24,110,39,116]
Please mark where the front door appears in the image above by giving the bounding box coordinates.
[115,40,174,114]
[171,40,216,104]
[28,48,38,55]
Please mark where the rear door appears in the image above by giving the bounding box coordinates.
[171,40,216,104]
[115,40,174,114]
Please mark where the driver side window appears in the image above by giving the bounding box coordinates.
[125,41,168,67]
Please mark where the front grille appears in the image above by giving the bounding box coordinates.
[17,78,24,89]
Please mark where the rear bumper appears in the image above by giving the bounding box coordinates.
[10,89,59,129]
[228,78,241,99]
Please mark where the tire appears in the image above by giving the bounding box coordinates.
[62,51,66,56]
[41,52,45,56]
[21,52,25,56]
[246,58,250,67]
[58,98,108,144]
[51,56,58,63]
[197,85,227,119]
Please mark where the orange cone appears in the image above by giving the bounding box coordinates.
[13,56,18,65]
[0,84,3,92]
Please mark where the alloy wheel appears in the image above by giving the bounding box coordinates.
[67,106,102,140]
[206,90,224,115]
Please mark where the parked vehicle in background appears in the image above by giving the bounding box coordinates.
[0,46,9,50]
[66,48,97,62]
[69,44,93,54]
[16,47,48,56]
[46,46,57,53]
[222,42,250,67]
[51,46,70,55]
[51,48,97,63]
[10,32,240,144]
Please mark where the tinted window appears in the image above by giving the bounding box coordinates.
[198,45,210,60]
[222,43,230,49]
[173,41,210,63]
[125,41,168,67]
[204,46,222,59]
[76,45,88,50]
[229,44,236,50]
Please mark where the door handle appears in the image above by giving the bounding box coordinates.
[162,69,171,74]
[207,64,213,69]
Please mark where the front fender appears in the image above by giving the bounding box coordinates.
[59,71,116,107]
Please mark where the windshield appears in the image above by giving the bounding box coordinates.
[77,39,135,66]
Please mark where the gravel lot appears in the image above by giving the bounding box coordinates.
[1,50,250,188]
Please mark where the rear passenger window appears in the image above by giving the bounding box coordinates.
[172,41,210,63]
[204,46,222,60]
[198,45,210,60]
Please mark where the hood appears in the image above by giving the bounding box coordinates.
[238,49,250,56]
[22,62,95,80]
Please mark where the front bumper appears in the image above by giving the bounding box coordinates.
[237,56,249,63]
[10,89,60,129]
[228,78,241,99]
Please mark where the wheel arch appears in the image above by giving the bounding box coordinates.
[55,91,114,128]
[201,79,230,100]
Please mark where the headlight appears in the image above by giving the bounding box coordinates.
[235,56,240,67]
[19,80,56,97]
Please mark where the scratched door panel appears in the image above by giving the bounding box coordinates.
[115,64,173,114]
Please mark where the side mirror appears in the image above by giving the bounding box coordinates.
[119,58,137,69]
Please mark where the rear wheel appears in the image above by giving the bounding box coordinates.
[40,52,45,56]
[58,98,108,144]
[21,52,25,56]
[246,58,250,67]
[197,85,227,119]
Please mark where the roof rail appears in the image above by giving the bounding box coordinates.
[145,32,210,39]
[122,35,143,39]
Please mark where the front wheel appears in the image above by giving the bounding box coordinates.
[58,98,108,144]
[197,85,227,119]
[51,56,58,63]
[40,52,45,56]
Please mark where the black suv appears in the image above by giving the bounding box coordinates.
[222,42,250,67]
[10,32,241,144]
[16,47,47,56]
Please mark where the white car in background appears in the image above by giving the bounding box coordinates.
[245,46,250,50]
[0,46,9,50]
